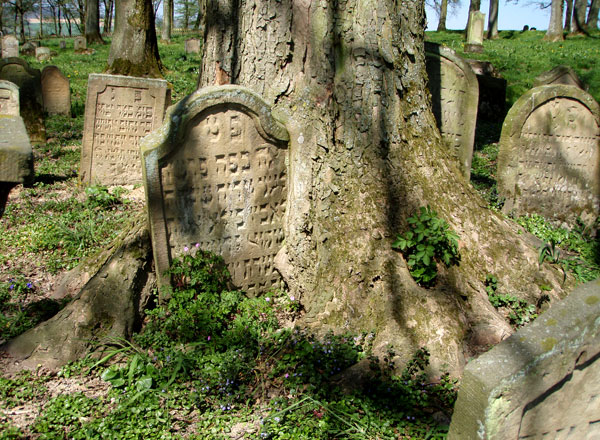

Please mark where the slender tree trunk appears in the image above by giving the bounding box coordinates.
[39,0,43,36]
[0,1,4,34]
[487,0,499,38]
[545,0,565,41]
[465,0,481,36]
[16,0,25,43]
[588,0,600,29]
[76,0,85,34]
[194,0,203,29]
[437,0,448,31]
[183,0,189,29]
[572,0,587,33]
[85,0,105,43]
[199,0,569,373]
[564,0,573,32]
[103,0,114,33]
[161,0,172,41]
[107,0,163,77]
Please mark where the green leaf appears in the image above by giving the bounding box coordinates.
[136,376,153,391]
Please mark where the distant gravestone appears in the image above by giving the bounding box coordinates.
[141,85,289,296]
[35,46,51,61]
[59,40,66,49]
[497,84,600,226]
[0,58,45,145]
[2,35,19,58]
[74,36,86,52]
[465,11,485,53]
[448,279,600,440]
[21,41,36,55]
[41,66,70,116]
[425,42,478,179]
[185,38,200,54]
[80,74,171,185]
[0,81,33,217]
[534,65,586,90]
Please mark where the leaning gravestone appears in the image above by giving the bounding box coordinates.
[464,11,485,53]
[534,65,586,90]
[448,279,600,439]
[1,35,19,58]
[59,40,66,50]
[0,80,34,217]
[80,74,170,185]
[74,36,86,52]
[465,59,507,121]
[497,84,600,226]
[0,58,45,144]
[425,42,478,180]
[185,38,200,54]
[141,85,289,296]
[41,66,70,116]
[35,46,51,61]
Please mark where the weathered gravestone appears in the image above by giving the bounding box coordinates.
[21,41,36,55]
[534,65,586,90]
[141,85,289,296]
[35,46,51,61]
[497,85,600,226]
[448,279,600,440]
[185,38,200,54]
[74,36,86,52]
[41,66,71,116]
[425,42,478,179]
[1,35,19,58]
[59,40,66,49]
[465,11,485,53]
[466,59,507,121]
[80,74,170,185]
[0,58,45,144]
[0,80,34,217]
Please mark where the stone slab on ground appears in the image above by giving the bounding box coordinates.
[448,279,600,439]
[79,73,170,185]
[141,85,289,296]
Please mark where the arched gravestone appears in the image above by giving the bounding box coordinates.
[41,66,71,116]
[425,42,479,180]
[1,35,19,58]
[141,86,289,295]
[498,85,600,226]
[0,58,45,145]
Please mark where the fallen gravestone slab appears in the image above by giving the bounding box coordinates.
[448,279,600,439]
[79,74,170,185]
[41,66,71,116]
[534,65,587,90]
[1,35,19,58]
[497,84,600,226]
[141,85,289,296]
[425,42,478,179]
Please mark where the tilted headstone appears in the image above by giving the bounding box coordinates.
[74,36,86,52]
[497,85,600,226]
[41,66,71,116]
[35,46,51,61]
[80,74,171,185]
[21,41,36,55]
[465,59,507,121]
[141,85,289,295]
[0,58,45,145]
[448,279,600,440]
[465,11,485,53]
[425,42,478,180]
[534,65,586,90]
[1,35,19,58]
[0,81,34,217]
[59,40,66,49]
[185,38,200,54]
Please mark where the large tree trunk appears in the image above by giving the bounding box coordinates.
[564,0,574,32]
[588,0,600,29]
[545,0,565,41]
[437,0,448,31]
[107,0,163,77]
[199,0,570,373]
[86,0,105,44]
[487,0,499,39]
[161,0,172,41]
[572,0,587,33]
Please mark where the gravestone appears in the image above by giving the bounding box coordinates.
[80,74,170,185]
[497,84,600,226]
[425,42,478,180]
[0,58,45,145]
[465,11,485,53]
[74,36,86,52]
[41,66,71,116]
[59,40,66,49]
[534,65,586,90]
[466,59,507,121]
[448,279,600,440]
[0,80,34,217]
[35,46,51,61]
[141,85,289,296]
[185,38,200,54]
[2,35,19,58]
[21,41,36,55]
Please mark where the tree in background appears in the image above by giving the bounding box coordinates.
[427,0,461,31]
[102,0,114,34]
[571,0,587,32]
[161,0,171,40]
[85,0,104,43]
[564,0,573,32]
[544,0,564,40]
[464,0,481,35]
[487,0,499,38]
[588,0,599,29]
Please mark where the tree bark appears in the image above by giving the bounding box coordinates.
[161,0,172,41]
[487,0,499,39]
[545,0,564,41]
[572,0,587,33]
[103,0,114,34]
[86,0,105,44]
[107,0,163,77]
[588,0,600,29]
[464,0,481,36]
[199,0,570,373]
[437,0,448,31]
[564,0,573,32]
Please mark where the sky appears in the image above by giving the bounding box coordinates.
[425,0,552,31]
